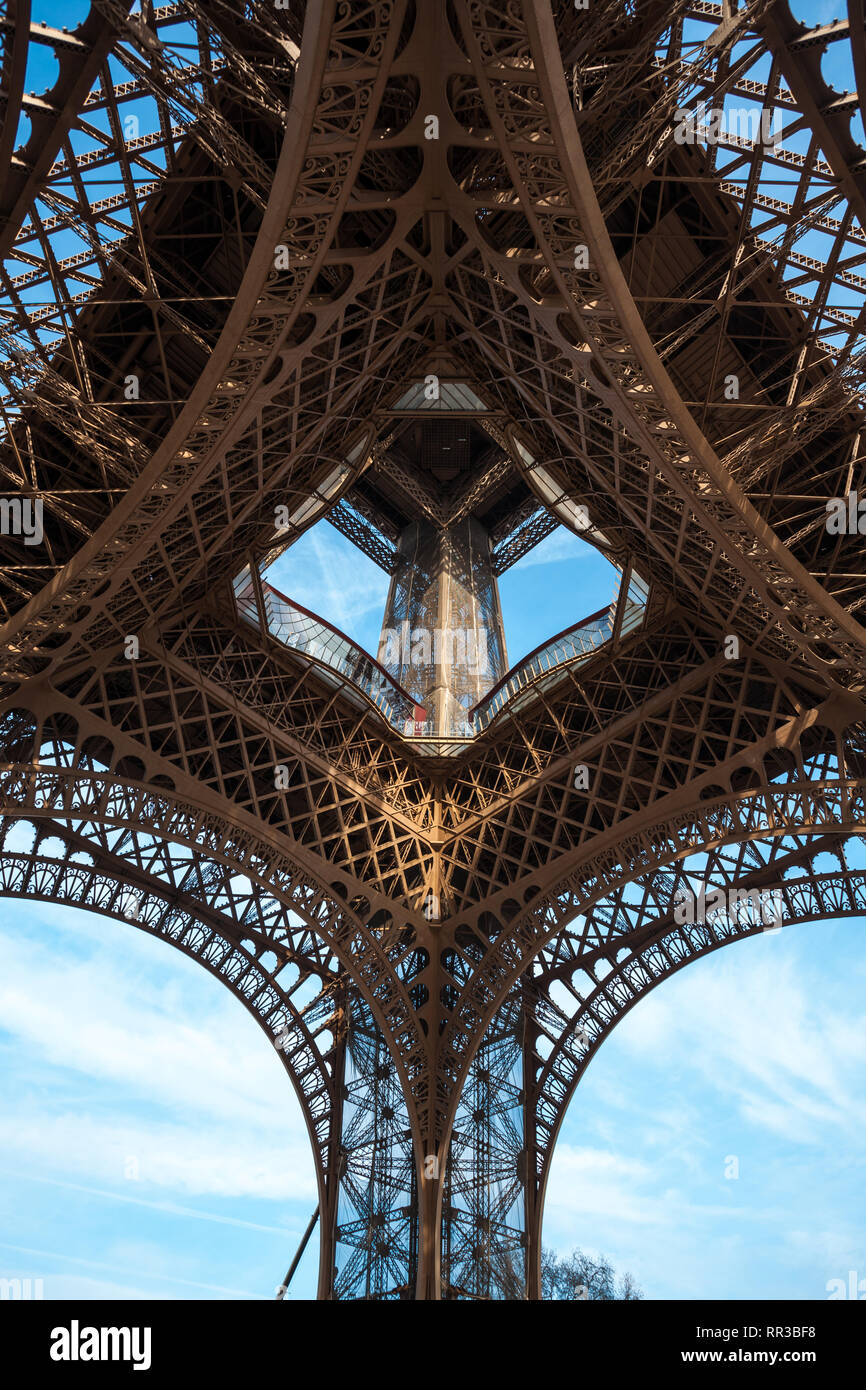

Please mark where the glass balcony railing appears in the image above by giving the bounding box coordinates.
[233,564,648,747]
[471,571,649,733]
[470,606,614,731]
[233,569,424,733]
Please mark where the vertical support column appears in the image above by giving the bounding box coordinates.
[328,988,419,1299]
[417,1143,442,1301]
[378,516,508,737]
[316,976,348,1299]
[441,990,528,1298]
[316,984,533,1300]
[522,978,543,1301]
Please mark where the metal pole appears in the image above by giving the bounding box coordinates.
[275,1206,320,1300]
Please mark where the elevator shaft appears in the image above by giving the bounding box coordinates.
[377,517,508,736]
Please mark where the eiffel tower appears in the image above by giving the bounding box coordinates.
[1,0,865,1300]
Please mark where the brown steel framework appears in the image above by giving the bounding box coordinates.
[1,0,866,1298]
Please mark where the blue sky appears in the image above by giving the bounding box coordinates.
[2,522,865,1300]
[1,891,864,1300]
[547,918,866,1301]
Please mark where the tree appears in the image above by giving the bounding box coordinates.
[541,1245,643,1300]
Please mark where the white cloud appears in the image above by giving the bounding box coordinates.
[0,918,304,1126]
[0,1106,315,1201]
[542,927,866,1297]
[545,1145,659,1225]
[507,527,605,572]
[606,941,866,1147]
[267,525,389,648]
[0,902,316,1202]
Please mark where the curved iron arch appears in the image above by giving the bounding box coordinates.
[0,816,348,1290]
[437,721,866,1133]
[525,833,866,1296]
[0,697,423,1051]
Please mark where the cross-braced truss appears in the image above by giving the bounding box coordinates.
[1,0,865,1298]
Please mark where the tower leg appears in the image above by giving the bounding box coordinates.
[319,983,533,1298]
[441,992,528,1298]
[328,989,418,1299]
[378,515,508,738]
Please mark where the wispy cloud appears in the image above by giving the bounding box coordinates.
[610,944,866,1146]
[542,927,866,1298]
[0,1171,302,1234]
[0,1241,264,1300]
[507,527,605,571]
[267,524,389,649]
[0,907,316,1201]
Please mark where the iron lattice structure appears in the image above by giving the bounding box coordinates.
[1,0,866,1298]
